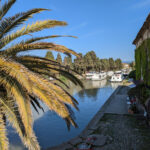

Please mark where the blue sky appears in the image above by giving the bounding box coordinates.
[6,0,150,61]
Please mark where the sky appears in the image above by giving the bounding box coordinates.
[5,0,150,61]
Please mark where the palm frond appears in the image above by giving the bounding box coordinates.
[0,74,40,150]
[0,96,40,150]
[32,86,71,119]
[0,113,8,150]
[21,61,83,88]
[0,8,49,38]
[24,71,78,121]
[25,98,40,150]
[0,74,31,136]
[0,0,16,20]
[16,55,61,67]
[0,1,82,148]
[23,35,77,44]
[0,57,32,93]
[1,42,80,57]
[16,55,82,75]
[29,95,44,112]
[0,20,67,48]
[27,72,79,111]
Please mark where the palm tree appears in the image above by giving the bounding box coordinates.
[0,0,83,149]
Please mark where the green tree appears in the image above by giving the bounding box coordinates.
[84,51,98,71]
[64,56,72,67]
[115,58,122,70]
[0,1,82,149]
[45,51,54,60]
[100,59,110,71]
[74,53,86,73]
[56,53,62,64]
[109,58,115,70]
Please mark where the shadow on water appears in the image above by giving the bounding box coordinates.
[9,80,122,150]
[78,88,100,100]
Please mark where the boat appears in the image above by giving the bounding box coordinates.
[91,71,107,81]
[85,72,94,80]
[107,71,114,77]
[49,77,54,81]
[110,71,123,82]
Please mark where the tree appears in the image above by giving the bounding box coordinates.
[109,58,115,70]
[74,53,86,73]
[64,56,73,69]
[100,59,109,71]
[84,51,98,71]
[0,1,82,149]
[45,51,54,61]
[56,53,62,64]
[115,58,122,70]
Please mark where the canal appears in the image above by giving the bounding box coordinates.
[9,80,122,150]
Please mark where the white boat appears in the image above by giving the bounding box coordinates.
[110,71,123,82]
[49,77,54,81]
[91,72,107,81]
[85,72,94,80]
[107,71,114,77]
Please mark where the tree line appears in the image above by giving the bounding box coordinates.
[45,50,122,73]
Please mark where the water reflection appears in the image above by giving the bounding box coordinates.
[78,88,100,100]
[10,80,121,150]
[110,82,122,89]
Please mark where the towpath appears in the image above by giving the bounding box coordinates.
[47,85,131,150]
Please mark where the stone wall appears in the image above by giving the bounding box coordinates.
[135,28,150,48]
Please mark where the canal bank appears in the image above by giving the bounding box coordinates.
[47,85,130,150]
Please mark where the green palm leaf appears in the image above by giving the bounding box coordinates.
[0,0,16,20]
[0,8,49,38]
[0,20,67,48]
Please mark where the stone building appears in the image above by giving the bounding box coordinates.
[133,13,150,48]
[133,13,150,118]
[133,13,150,85]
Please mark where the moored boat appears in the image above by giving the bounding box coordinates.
[107,71,114,77]
[110,71,123,82]
[91,71,107,81]
[85,72,94,80]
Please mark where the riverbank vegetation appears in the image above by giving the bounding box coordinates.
[128,38,150,126]
[135,39,150,85]
[0,0,83,149]
[45,51,123,73]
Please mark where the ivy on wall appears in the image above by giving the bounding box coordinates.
[135,46,141,80]
[141,41,147,82]
[147,38,150,85]
[135,38,150,86]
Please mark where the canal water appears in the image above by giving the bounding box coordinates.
[9,80,122,150]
